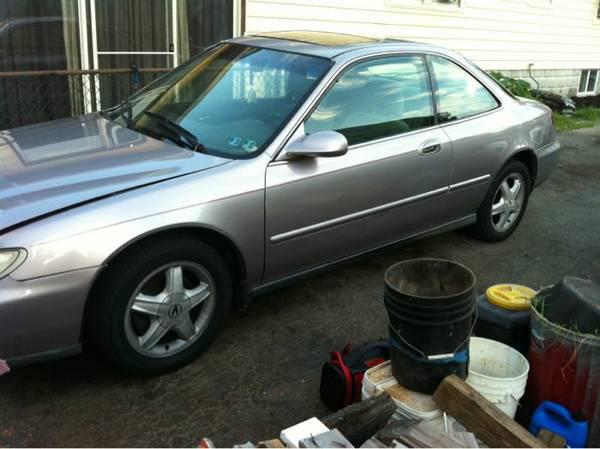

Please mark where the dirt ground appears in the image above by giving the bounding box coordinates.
[1,126,599,447]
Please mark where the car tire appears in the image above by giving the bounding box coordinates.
[87,236,232,375]
[470,160,531,242]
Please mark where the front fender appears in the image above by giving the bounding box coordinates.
[1,158,266,285]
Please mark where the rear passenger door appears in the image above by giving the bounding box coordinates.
[263,54,453,282]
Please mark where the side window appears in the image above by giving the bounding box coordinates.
[305,55,435,146]
[429,55,499,123]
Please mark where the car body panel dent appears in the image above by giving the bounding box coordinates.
[2,156,267,284]
[0,114,231,233]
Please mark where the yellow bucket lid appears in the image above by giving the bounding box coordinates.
[485,284,536,311]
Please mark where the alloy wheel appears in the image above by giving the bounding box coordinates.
[491,173,526,233]
[124,261,216,358]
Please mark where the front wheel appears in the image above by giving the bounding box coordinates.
[470,160,531,242]
[87,237,232,375]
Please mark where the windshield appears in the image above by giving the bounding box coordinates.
[107,44,332,158]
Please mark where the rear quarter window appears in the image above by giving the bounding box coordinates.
[429,55,499,123]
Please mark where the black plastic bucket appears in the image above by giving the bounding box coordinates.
[384,258,477,394]
[389,331,469,394]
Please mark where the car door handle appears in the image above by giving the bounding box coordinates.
[418,140,443,156]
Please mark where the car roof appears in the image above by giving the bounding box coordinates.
[228,31,444,59]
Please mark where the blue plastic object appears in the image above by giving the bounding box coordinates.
[530,401,589,448]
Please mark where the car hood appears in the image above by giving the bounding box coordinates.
[0,114,230,232]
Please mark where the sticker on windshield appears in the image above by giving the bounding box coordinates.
[242,139,258,153]
[229,136,243,147]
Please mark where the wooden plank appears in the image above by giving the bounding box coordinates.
[537,429,566,448]
[378,417,475,448]
[452,432,479,448]
[375,418,420,446]
[403,424,468,448]
[321,392,396,447]
[257,439,285,448]
[433,375,546,448]
[413,419,479,448]
[299,429,354,448]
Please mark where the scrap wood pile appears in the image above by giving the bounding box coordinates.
[200,375,553,449]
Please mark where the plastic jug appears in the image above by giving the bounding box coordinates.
[530,401,589,448]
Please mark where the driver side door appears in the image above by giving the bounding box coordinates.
[263,54,453,283]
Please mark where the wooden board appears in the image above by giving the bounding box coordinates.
[375,418,421,446]
[321,393,396,447]
[537,429,566,448]
[396,423,467,448]
[452,432,479,448]
[433,375,546,448]
[257,439,285,448]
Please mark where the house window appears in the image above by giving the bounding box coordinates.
[578,70,599,95]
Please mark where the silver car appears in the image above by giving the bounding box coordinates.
[0,31,559,374]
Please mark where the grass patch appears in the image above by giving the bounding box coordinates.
[554,107,600,132]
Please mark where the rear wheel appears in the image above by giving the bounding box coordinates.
[87,237,232,375]
[471,160,531,242]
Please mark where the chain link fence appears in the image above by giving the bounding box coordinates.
[0,68,170,130]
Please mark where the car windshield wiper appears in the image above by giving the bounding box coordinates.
[99,99,133,126]
[120,99,133,126]
[141,111,206,153]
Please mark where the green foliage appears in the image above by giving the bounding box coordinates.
[487,71,600,132]
[554,108,600,132]
[489,71,533,98]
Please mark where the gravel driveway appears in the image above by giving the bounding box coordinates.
[1,126,599,447]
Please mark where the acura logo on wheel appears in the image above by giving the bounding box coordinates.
[168,303,183,319]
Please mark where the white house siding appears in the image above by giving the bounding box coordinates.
[245,0,600,95]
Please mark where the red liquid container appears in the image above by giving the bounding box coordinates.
[527,290,600,447]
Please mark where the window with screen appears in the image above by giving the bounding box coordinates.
[428,55,499,123]
[578,69,598,95]
[305,55,435,146]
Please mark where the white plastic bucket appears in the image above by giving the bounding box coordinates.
[362,360,395,397]
[362,361,442,421]
[467,337,530,418]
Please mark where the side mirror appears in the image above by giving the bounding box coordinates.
[285,130,348,158]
